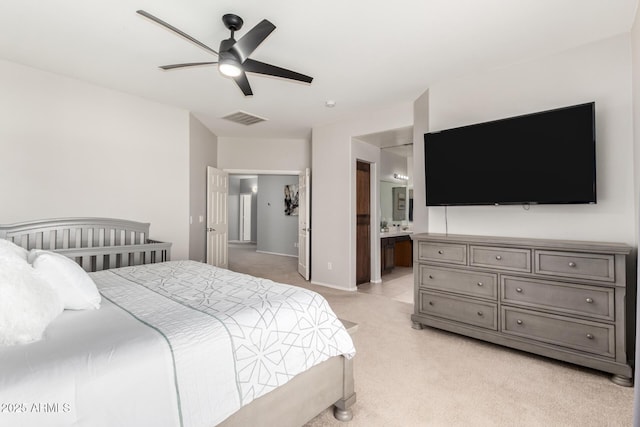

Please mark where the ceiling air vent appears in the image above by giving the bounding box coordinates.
[222,111,267,126]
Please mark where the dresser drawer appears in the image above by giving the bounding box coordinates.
[501,307,615,357]
[417,242,466,265]
[534,250,615,282]
[419,265,497,300]
[419,291,497,330]
[470,246,531,272]
[501,276,614,321]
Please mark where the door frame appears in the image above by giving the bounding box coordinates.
[356,161,372,285]
[351,152,381,287]
[224,169,311,278]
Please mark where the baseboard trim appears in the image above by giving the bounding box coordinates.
[311,280,357,292]
[256,250,298,258]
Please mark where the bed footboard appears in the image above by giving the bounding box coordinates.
[0,217,171,271]
[219,319,357,427]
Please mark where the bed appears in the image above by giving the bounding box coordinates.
[0,218,356,427]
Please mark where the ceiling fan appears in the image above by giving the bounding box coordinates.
[137,10,313,96]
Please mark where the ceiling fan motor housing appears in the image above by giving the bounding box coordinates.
[222,14,243,32]
[219,38,237,56]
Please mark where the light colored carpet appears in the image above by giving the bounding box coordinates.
[228,243,634,427]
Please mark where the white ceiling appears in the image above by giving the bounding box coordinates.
[356,126,414,157]
[0,1,636,139]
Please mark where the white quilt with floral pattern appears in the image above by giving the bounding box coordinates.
[93,260,355,426]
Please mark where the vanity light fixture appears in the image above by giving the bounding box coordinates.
[394,173,409,180]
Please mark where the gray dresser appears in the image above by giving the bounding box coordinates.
[411,233,635,385]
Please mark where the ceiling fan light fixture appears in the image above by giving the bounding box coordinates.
[219,59,242,77]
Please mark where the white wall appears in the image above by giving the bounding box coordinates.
[627,7,639,423]
[312,102,413,290]
[412,90,430,232]
[633,5,640,245]
[189,114,218,262]
[217,137,310,171]
[422,34,636,245]
[0,59,191,259]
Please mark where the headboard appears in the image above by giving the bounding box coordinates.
[0,217,171,272]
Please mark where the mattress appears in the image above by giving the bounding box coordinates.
[0,260,355,427]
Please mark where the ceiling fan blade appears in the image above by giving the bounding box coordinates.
[233,72,253,96]
[137,10,218,56]
[229,19,276,63]
[160,62,218,70]
[242,59,313,84]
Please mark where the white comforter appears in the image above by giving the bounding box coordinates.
[0,261,355,427]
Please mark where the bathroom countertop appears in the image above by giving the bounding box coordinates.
[380,229,413,238]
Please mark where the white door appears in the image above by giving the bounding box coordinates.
[240,194,252,241]
[206,166,229,268]
[298,168,311,280]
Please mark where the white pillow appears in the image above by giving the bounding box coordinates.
[0,258,63,346]
[0,238,29,261]
[29,250,101,310]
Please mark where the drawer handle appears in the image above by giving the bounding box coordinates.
[516,319,523,325]
[428,275,434,279]
[568,261,577,268]
[586,333,594,340]
[438,250,444,254]
[477,282,483,287]
[516,287,523,293]
[586,297,594,304]
[477,311,484,316]
[428,301,434,306]
[495,255,502,260]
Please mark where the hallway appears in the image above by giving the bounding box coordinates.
[228,242,413,304]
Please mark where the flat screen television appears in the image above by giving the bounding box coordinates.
[424,102,596,206]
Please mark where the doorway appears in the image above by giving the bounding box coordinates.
[239,194,252,242]
[224,170,311,282]
[356,161,371,285]
[353,126,414,294]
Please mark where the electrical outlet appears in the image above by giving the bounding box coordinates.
[328,262,333,270]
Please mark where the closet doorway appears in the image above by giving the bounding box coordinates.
[239,194,252,242]
[356,161,371,285]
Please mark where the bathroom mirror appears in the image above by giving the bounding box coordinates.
[380,181,412,225]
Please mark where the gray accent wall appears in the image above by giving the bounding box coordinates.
[257,175,299,257]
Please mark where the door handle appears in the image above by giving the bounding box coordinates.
[207,227,216,232]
